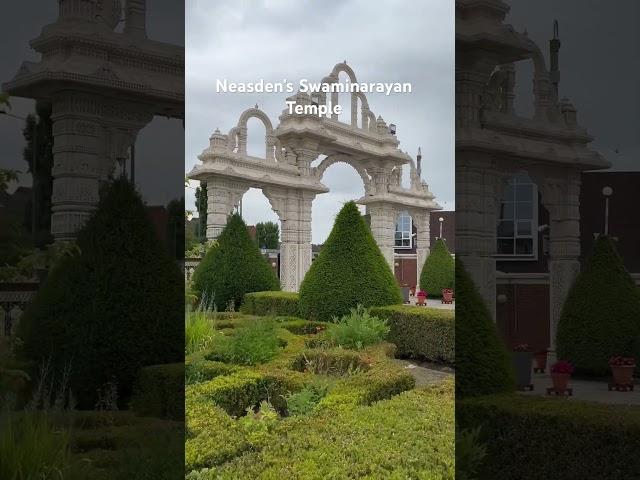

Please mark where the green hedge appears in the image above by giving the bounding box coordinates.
[419,238,454,297]
[291,348,365,375]
[458,393,640,479]
[557,236,640,376]
[240,291,300,316]
[370,305,455,364]
[130,363,184,420]
[298,201,402,321]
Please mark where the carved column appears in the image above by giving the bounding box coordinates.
[413,210,431,289]
[543,175,581,350]
[50,94,103,241]
[366,203,396,270]
[206,177,248,240]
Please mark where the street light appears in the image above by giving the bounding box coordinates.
[602,186,613,236]
[438,216,444,239]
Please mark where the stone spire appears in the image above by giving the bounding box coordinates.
[549,20,561,98]
[417,147,422,176]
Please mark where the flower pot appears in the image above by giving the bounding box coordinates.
[416,292,427,306]
[511,351,533,388]
[534,351,548,372]
[551,372,570,391]
[441,288,454,304]
[611,365,635,385]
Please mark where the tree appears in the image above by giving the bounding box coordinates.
[455,258,514,397]
[190,213,280,311]
[166,197,185,260]
[298,201,402,321]
[420,238,454,296]
[19,178,183,408]
[194,182,208,242]
[556,236,640,376]
[22,101,54,247]
[255,221,280,249]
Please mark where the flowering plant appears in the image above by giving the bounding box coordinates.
[550,360,574,374]
[417,290,427,297]
[513,343,531,352]
[608,356,636,367]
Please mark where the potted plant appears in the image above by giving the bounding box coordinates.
[550,360,574,391]
[441,288,454,304]
[608,356,636,386]
[534,349,549,373]
[511,343,533,390]
[416,290,427,306]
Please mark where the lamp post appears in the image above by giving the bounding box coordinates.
[438,216,444,239]
[602,186,613,236]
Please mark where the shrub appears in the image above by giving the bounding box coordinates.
[556,236,640,376]
[285,382,329,416]
[298,201,402,321]
[457,393,640,479]
[208,321,281,366]
[190,213,280,311]
[185,310,216,355]
[324,305,389,350]
[419,238,454,297]
[18,178,183,408]
[370,305,455,364]
[185,355,237,385]
[130,363,184,420]
[237,400,279,449]
[291,348,365,375]
[210,383,454,479]
[241,291,300,316]
[455,258,514,397]
[275,318,327,335]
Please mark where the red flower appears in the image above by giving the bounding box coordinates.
[550,360,574,374]
[608,356,636,367]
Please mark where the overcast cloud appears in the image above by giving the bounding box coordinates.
[185,0,454,244]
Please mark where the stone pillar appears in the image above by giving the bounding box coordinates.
[413,211,431,289]
[543,176,581,350]
[50,94,102,241]
[367,203,396,270]
[206,178,247,240]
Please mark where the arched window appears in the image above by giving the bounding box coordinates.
[496,173,537,258]
[395,211,412,249]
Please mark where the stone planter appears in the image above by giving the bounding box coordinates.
[611,365,635,385]
[416,292,427,306]
[534,350,548,373]
[551,372,570,391]
[511,351,533,389]
[441,288,454,304]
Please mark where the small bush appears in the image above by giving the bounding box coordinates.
[208,321,281,366]
[237,400,279,449]
[455,258,514,397]
[190,213,280,311]
[241,291,300,316]
[185,355,237,385]
[185,310,216,355]
[324,305,389,350]
[291,348,365,376]
[275,318,328,335]
[298,201,402,321]
[419,238,454,297]
[458,393,640,479]
[370,305,455,364]
[557,236,640,376]
[285,382,329,416]
[130,363,184,420]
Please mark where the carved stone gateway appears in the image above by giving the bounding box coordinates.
[456,0,609,349]
[188,63,441,292]
[3,0,184,241]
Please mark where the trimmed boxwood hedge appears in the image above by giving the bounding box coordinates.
[419,238,454,297]
[455,258,514,397]
[241,291,300,316]
[191,213,280,311]
[298,201,402,321]
[130,363,184,420]
[458,393,640,479]
[557,236,640,376]
[370,305,455,364]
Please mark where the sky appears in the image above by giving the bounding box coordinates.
[506,0,640,172]
[185,0,455,244]
[0,0,184,206]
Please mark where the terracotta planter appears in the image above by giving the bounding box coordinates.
[551,372,570,391]
[441,288,454,304]
[512,351,533,388]
[534,351,548,372]
[416,293,426,306]
[611,365,635,385]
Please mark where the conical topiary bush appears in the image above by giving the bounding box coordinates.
[298,201,402,321]
[191,213,280,311]
[19,178,183,408]
[455,257,514,397]
[556,236,640,376]
[420,238,454,296]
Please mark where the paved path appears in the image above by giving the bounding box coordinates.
[392,359,454,387]
[521,373,640,406]
[405,297,455,310]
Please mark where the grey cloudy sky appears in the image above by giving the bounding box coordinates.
[0,0,184,205]
[185,0,454,244]
[506,0,640,172]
